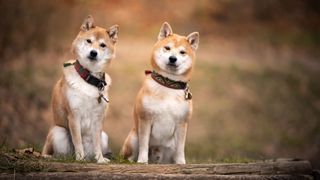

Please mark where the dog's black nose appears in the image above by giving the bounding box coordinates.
[169,56,177,63]
[90,50,98,58]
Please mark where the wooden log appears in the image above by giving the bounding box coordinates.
[0,152,315,180]
[40,159,312,176]
[0,172,314,180]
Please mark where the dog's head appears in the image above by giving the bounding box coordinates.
[151,22,199,81]
[72,15,119,73]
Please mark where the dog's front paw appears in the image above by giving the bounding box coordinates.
[75,152,85,161]
[137,160,148,164]
[175,158,186,164]
[137,157,148,164]
[97,157,110,164]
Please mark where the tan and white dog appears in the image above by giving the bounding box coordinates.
[42,15,119,163]
[120,22,199,164]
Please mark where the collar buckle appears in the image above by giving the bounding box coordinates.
[85,74,91,81]
[97,81,106,91]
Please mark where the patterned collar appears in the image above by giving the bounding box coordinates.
[145,70,192,100]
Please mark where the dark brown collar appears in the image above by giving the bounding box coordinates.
[64,60,107,91]
[145,70,192,100]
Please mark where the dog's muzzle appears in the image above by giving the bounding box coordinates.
[167,56,178,68]
[88,50,98,61]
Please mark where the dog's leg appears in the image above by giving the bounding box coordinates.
[100,131,109,156]
[94,129,110,163]
[137,119,151,164]
[128,131,138,162]
[42,126,73,157]
[68,114,84,161]
[173,122,188,164]
[51,126,73,156]
[91,121,109,163]
[42,128,54,157]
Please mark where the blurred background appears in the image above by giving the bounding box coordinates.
[0,0,319,167]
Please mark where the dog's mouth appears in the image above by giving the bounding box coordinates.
[167,63,178,69]
[87,56,97,61]
[166,63,178,70]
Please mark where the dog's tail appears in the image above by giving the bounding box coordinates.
[120,128,138,162]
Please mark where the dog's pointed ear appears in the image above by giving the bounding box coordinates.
[187,32,200,50]
[81,15,95,31]
[107,25,119,43]
[158,22,173,40]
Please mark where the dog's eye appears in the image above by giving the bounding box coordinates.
[100,43,106,48]
[180,50,186,55]
[164,46,171,51]
[86,39,92,44]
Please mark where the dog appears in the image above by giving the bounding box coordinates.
[120,22,199,164]
[42,15,119,163]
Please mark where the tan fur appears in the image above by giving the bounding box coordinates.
[121,22,199,164]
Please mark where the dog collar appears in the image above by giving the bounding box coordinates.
[64,60,107,91]
[145,70,192,100]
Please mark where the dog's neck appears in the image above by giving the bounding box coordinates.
[73,60,107,90]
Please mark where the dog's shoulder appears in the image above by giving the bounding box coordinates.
[104,73,112,87]
[101,73,111,97]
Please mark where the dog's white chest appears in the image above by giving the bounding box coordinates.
[67,88,106,126]
[143,95,189,121]
[64,66,109,132]
[142,79,190,146]
[67,87,107,143]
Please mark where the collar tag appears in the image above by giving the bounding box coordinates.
[98,93,109,103]
[184,85,193,100]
